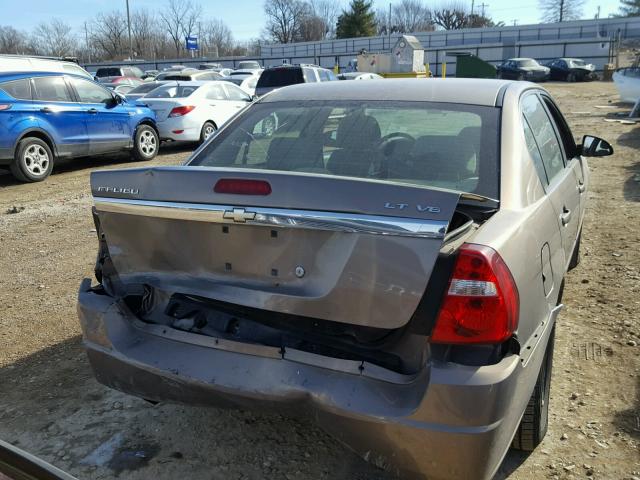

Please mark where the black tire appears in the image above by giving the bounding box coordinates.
[567,72,576,83]
[10,137,54,182]
[568,229,581,270]
[200,121,217,144]
[131,124,158,161]
[512,326,555,451]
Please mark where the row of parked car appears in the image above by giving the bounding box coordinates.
[0,53,597,183]
[497,57,597,82]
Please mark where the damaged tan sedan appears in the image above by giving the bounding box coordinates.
[77,79,613,479]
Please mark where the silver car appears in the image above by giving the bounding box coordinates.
[78,79,613,480]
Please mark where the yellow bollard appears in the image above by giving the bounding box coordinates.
[442,62,446,78]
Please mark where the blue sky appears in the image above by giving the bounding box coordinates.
[4,0,620,41]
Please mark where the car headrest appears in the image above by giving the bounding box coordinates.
[335,113,381,149]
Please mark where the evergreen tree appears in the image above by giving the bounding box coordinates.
[336,0,376,39]
[619,0,640,17]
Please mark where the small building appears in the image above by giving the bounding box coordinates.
[358,35,426,76]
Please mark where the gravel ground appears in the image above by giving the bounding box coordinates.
[0,81,638,480]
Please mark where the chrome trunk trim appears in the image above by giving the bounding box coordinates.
[94,197,448,239]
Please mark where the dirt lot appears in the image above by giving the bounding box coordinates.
[0,81,638,480]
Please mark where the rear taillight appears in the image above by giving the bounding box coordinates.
[214,179,272,195]
[169,105,195,117]
[431,243,519,344]
[0,104,12,111]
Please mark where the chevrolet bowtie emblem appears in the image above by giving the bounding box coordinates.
[223,208,256,223]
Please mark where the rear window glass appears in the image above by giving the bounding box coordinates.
[189,100,500,199]
[128,82,165,95]
[95,68,121,77]
[257,68,303,88]
[0,79,31,100]
[145,85,200,98]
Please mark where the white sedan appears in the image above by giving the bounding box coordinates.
[142,81,252,143]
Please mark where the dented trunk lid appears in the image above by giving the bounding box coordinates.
[91,167,460,329]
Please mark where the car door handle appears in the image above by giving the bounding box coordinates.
[560,207,572,226]
[87,108,98,114]
[577,181,586,193]
[40,107,52,113]
[209,103,217,107]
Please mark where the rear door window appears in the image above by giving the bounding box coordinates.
[302,68,318,82]
[32,76,74,102]
[224,84,251,101]
[0,79,32,100]
[205,84,227,100]
[522,94,564,182]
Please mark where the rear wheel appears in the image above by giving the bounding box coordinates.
[512,325,555,451]
[132,125,158,161]
[200,121,217,143]
[10,137,54,182]
[567,72,576,82]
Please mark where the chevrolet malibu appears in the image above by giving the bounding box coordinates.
[78,79,613,479]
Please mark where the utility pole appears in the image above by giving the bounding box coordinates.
[125,0,133,60]
[596,5,601,19]
[559,0,565,22]
[471,0,475,16]
[512,19,518,26]
[388,2,391,49]
[479,2,489,17]
[84,21,91,64]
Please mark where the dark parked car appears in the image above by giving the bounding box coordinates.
[95,65,145,80]
[0,72,159,182]
[255,64,337,96]
[497,58,550,81]
[79,78,613,479]
[545,58,596,82]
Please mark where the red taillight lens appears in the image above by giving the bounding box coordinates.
[0,104,12,111]
[168,105,195,117]
[431,243,519,344]
[214,179,272,195]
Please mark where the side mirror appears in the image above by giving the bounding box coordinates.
[580,135,614,157]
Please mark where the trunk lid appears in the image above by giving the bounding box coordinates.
[91,167,460,329]
[139,99,179,121]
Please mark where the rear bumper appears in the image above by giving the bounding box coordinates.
[77,279,552,480]
[156,118,200,142]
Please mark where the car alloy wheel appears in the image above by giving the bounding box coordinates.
[203,123,216,140]
[23,144,50,177]
[139,129,157,157]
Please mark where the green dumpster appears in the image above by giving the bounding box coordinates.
[447,52,497,79]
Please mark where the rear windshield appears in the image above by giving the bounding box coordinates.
[224,78,244,86]
[569,59,586,67]
[145,85,200,98]
[95,68,121,77]
[189,100,500,199]
[257,68,303,88]
[127,82,164,95]
[238,61,260,69]
[517,59,539,67]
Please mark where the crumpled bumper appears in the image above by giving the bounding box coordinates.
[77,279,544,480]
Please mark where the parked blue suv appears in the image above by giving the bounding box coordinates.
[0,72,159,182]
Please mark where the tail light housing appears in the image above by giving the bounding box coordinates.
[169,105,196,117]
[0,104,12,111]
[431,243,519,344]
[214,178,272,195]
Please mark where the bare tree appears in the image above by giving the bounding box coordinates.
[263,0,308,43]
[0,26,32,54]
[539,0,585,22]
[130,9,160,58]
[431,2,469,29]
[159,0,202,57]
[393,0,432,33]
[90,11,127,59]
[201,19,234,57]
[309,0,341,38]
[32,19,76,57]
[299,14,326,41]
